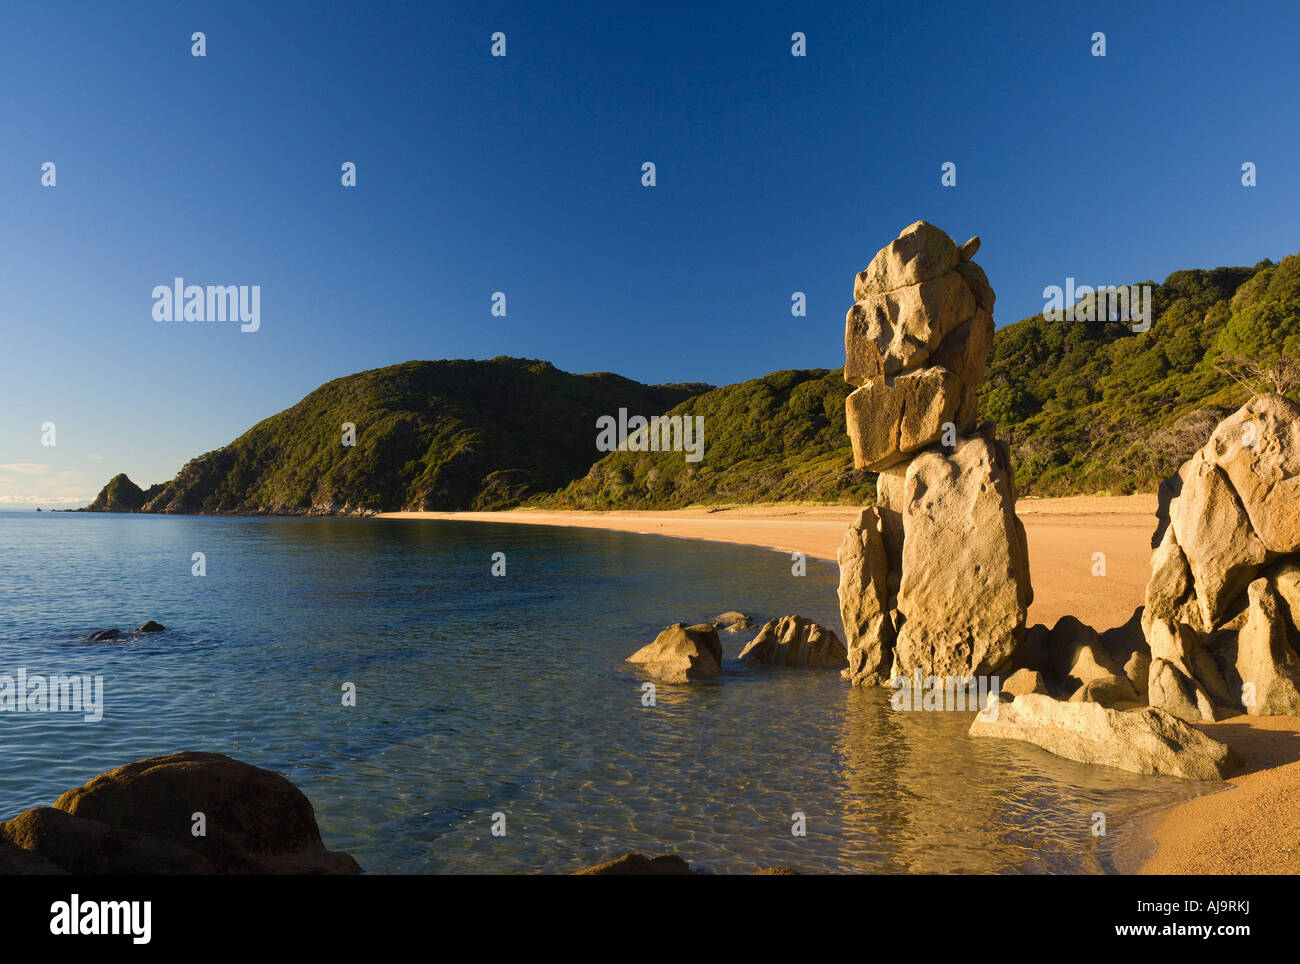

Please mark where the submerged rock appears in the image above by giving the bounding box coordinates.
[136,620,165,633]
[968,693,1238,781]
[87,629,121,642]
[712,611,752,632]
[627,623,723,683]
[737,615,847,668]
[574,853,696,875]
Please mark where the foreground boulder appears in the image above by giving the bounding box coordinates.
[968,694,1239,781]
[1143,394,1300,720]
[627,623,723,683]
[737,615,847,668]
[0,752,360,874]
[837,223,1031,685]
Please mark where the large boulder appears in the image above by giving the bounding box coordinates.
[890,436,1033,679]
[1143,395,1300,720]
[969,694,1239,781]
[737,615,847,668]
[627,623,723,683]
[1,752,359,874]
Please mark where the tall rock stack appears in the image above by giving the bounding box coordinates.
[837,222,1033,686]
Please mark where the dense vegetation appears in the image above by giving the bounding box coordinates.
[537,368,869,508]
[987,254,1299,494]
[87,252,1300,513]
[541,252,1300,506]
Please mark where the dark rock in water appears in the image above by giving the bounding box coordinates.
[0,751,359,875]
[575,853,695,875]
[87,629,121,642]
[136,621,165,633]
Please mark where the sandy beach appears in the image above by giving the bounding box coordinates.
[380,494,1159,632]
[381,495,1300,874]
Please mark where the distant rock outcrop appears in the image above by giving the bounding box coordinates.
[626,623,723,683]
[1142,394,1300,720]
[82,474,165,513]
[737,615,846,667]
[0,751,359,874]
[837,223,1032,684]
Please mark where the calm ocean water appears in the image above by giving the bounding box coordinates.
[0,511,1205,873]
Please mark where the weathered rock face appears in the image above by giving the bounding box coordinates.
[626,623,723,683]
[1142,394,1300,720]
[1,752,360,874]
[836,223,1030,684]
[968,694,1239,781]
[737,615,847,668]
[843,221,994,471]
[890,436,1033,679]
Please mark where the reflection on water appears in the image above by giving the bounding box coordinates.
[0,512,1207,873]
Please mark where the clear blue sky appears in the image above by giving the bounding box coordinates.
[3,0,1298,504]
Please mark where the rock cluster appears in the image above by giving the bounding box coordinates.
[1142,394,1300,720]
[737,615,846,667]
[0,752,359,874]
[838,223,1032,684]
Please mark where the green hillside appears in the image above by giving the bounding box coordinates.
[89,358,707,514]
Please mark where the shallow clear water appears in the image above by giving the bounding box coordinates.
[0,511,1205,873]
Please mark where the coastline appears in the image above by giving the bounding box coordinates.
[379,495,1300,875]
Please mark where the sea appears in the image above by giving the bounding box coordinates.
[0,510,1210,874]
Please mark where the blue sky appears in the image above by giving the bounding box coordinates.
[2,0,1298,504]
